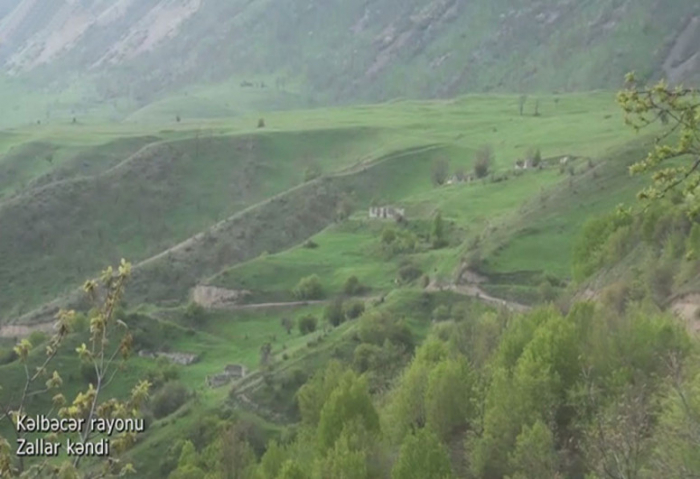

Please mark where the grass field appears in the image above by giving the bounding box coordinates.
[0,88,667,476]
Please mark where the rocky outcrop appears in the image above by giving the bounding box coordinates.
[192,286,252,308]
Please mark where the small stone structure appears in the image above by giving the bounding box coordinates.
[137,350,199,365]
[514,159,535,170]
[368,206,405,220]
[206,363,248,388]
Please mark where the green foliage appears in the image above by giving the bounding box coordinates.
[424,358,475,440]
[183,301,207,326]
[27,330,47,347]
[343,300,365,320]
[618,75,700,213]
[296,360,346,426]
[358,311,414,352]
[431,305,451,322]
[259,440,287,479]
[316,426,369,479]
[316,371,380,452]
[343,276,366,296]
[324,297,346,327]
[431,211,447,249]
[474,145,493,179]
[397,262,423,284]
[507,420,558,479]
[293,274,325,300]
[380,227,418,257]
[572,210,633,282]
[298,315,318,335]
[152,381,190,419]
[391,429,453,479]
[526,147,542,168]
[431,158,450,186]
[0,260,150,478]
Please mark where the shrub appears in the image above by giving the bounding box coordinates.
[298,315,318,335]
[358,311,414,352]
[431,158,450,186]
[183,301,206,326]
[353,343,383,373]
[538,280,557,302]
[381,228,397,244]
[257,118,266,128]
[293,274,324,300]
[344,300,366,320]
[303,240,319,249]
[146,358,180,389]
[527,147,542,167]
[27,330,47,347]
[398,263,423,284]
[152,381,189,419]
[324,298,346,327]
[343,276,366,295]
[0,347,18,365]
[432,305,451,322]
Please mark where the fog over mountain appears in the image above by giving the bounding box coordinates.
[0,0,698,110]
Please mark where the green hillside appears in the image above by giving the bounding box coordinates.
[2,7,700,474]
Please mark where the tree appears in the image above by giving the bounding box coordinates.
[425,358,475,440]
[324,297,346,327]
[260,342,273,366]
[293,274,324,300]
[298,315,318,335]
[344,300,365,320]
[507,420,559,479]
[580,383,654,479]
[518,95,527,116]
[183,301,206,326]
[431,210,446,249]
[474,145,493,179]
[257,118,266,128]
[534,99,541,117]
[617,73,700,214]
[391,429,453,479]
[152,381,189,419]
[219,423,256,479]
[258,440,287,478]
[343,276,365,296]
[526,148,542,167]
[281,317,294,334]
[431,158,450,186]
[0,260,150,478]
[317,372,380,453]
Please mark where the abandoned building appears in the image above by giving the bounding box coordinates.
[206,364,248,388]
[368,206,405,220]
[138,350,199,365]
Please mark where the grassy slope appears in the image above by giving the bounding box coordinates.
[3,92,648,323]
[0,90,674,477]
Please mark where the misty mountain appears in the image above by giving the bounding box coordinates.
[0,0,699,108]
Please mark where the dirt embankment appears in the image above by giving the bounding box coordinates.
[191,285,252,308]
[670,293,700,334]
[0,321,55,339]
